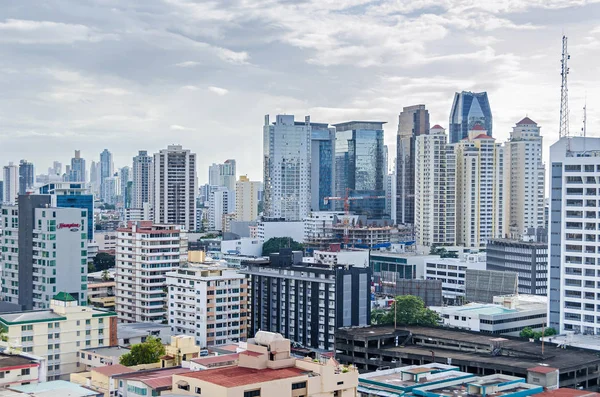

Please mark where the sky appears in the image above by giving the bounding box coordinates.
[0,0,599,185]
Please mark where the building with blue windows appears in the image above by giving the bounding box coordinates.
[311,124,335,211]
[449,91,492,143]
[39,183,94,239]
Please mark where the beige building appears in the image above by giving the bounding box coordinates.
[88,281,115,309]
[172,331,358,397]
[0,292,117,381]
[235,175,261,222]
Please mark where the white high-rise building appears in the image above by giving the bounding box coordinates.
[153,145,197,231]
[208,160,236,191]
[132,150,153,211]
[385,171,397,223]
[101,176,120,205]
[235,175,260,222]
[2,162,18,204]
[115,221,187,323]
[506,117,545,239]
[263,114,311,221]
[99,149,113,200]
[208,186,232,231]
[415,125,456,247]
[548,136,600,335]
[453,124,505,248]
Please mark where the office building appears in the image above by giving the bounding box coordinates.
[18,160,34,195]
[153,145,197,231]
[90,160,99,194]
[171,331,358,397]
[208,186,232,231]
[333,121,386,218]
[39,182,94,239]
[69,150,86,183]
[549,136,600,334]
[132,150,153,210]
[487,238,548,296]
[1,196,89,310]
[119,166,131,208]
[0,292,117,381]
[115,221,188,323]
[101,175,120,205]
[506,117,545,239]
[235,175,261,222]
[241,250,371,350]
[166,252,248,347]
[423,252,486,304]
[396,105,429,226]
[263,115,312,221]
[453,124,505,248]
[3,162,18,204]
[449,91,493,143]
[311,124,336,211]
[99,149,113,199]
[0,181,4,204]
[415,125,456,247]
[50,161,62,176]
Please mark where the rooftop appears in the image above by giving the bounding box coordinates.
[81,346,130,357]
[92,363,136,377]
[190,353,239,367]
[5,380,99,397]
[0,311,65,324]
[115,367,189,391]
[527,366,557,374]
[360,366,473,391]
[471,124,486,131]
[53,292,76,302]
[516,117,537,125]
[535,389,600,397]
[0,353,39,370]
[177,366,308,387]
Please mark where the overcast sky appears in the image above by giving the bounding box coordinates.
[0,0,599,184]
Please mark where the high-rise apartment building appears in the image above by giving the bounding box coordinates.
[99,149,113,200]
[132,150,153,210]
[18,160,34,195]
[453,124,505,248]
[119,166,131,208]
[1,195,89,310]
[208,186,232,231]
[263,115,311,221]
[3,162,18,204]
[115,221,188,323]
[333,121,386,218]
[415,125,456,247]
[385,170,397,223]
[152,145,197,231]
[69,150,86,183]
[310,124,335,211]
[506,117,545,239]
[101,176,120,205]
[449,91,493,143]
[548,136,600,334]
[397,105,430,225]
[166,252,248,347]
[208,160,236,191]
[235,175,260,222]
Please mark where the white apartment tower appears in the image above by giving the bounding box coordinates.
[263,114,311,221]
[208,186,232,231]
[153,145,197,231]
[235,175,261,222]
[3,162,18,204]
[415,125,456,247]
[115,221,188,323]
[506,117,545,239]
[132,150,153,210]
[453,124,505,248]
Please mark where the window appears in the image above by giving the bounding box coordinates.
[244,390,261,397]
[292,382,307,390]
[195,387,202,394]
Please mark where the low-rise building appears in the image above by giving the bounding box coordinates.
[188,353,239,371]
[432,295,547,336]
[160,336,200,367]
[171,331,358,397]
[93,232,117,254]
[413,374,543,397]
[87,282,115,310]
[0,292,117,381]
[3,380,102,396]
[77,346,130,371]
[257,219,304,243]
[220,238,262,257]
[308,245,369,267]
[423,253,487,304]
[0,351,47,388]
[117,323,172,346]
[114,367,190,397]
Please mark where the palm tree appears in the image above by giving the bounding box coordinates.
[101,270,110,281]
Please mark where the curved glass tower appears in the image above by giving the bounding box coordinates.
[449,91,492,143]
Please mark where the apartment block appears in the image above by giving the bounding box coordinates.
[235,175,261,222]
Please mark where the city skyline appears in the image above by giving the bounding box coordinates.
[0,2,598,182]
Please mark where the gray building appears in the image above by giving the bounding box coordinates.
[311,124,335,211]
[449,91,492,143]
[69,150,86,183]
[486,238,548,296]
[396,105,429,225]
[18,160,34,195]
[241,249,371,350]
[132,150,153,209]
[465,269,518,303]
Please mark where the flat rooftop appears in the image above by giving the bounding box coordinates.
[81,346,130,357]
[420,382,535,397]
[0,311,65,324]
[0,353,38,369]
[191,353,239,367]
[5,380,99,397]
[177,366,308,387]
[361,368,473,390]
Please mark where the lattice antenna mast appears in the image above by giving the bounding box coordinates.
[559,35,570,140]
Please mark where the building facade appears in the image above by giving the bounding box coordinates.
[18,160,34,195]
[235,175,261,222]
[449,91,492,143]
[208,186,232,232]
[132,150,153,211]
[39,182,94,239]
[396,105,429,226]
[3,162,18,204]
[423,253,486,304]
[263,115,312,221]
[311,124,336,212]
[119,166,131,208]
[115,221,188,323]
[99,149,113,199]
[69,150,86,183]
[101,176,120,205]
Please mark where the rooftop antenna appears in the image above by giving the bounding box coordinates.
[559,35,570,150]
[582,100,587,137]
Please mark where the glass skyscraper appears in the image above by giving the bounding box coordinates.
[449,91,492,143]
[333,121,386,218]
[311,124,335,211]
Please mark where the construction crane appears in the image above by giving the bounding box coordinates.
[323,188,385,246]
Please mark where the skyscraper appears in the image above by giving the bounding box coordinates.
[132,150,153,209]
[99,149,113,201]
[310,124,335,211]
[69,150,86,183]
[89,160,99,194]
[208,186,232,231]
[332,121,386,218]
[396,105,430,225]
[208,160,236,191]
[236,175,261,222]
[506,117,545,239]
[18,160,34,195]
[263,114,311,221]
[119,166,131,208]
[449,91,492,143]
[153,145,197,231]
[3,162,18,204]
[548,136,600,334]
[414,125,456,247]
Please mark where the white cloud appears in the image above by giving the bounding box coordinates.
[215,47,250,65]
[175,61,201,67]
[170,124,195,131]
[208,86,229,96]
[0,19,117,44]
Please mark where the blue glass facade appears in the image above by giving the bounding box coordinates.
[311,125,335,211]
[39,183,94,238]
[449,91,492,143]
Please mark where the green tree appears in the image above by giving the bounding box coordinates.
[101,269,111,281]
[385,296,440,327]
[262,237,303,256]
[520,327,557,340]
[119,336,166,366]
[371,308,388,325]
[93,253,115,271]
[520,327,535,339]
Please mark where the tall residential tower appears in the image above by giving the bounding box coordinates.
[449,91,492,143]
